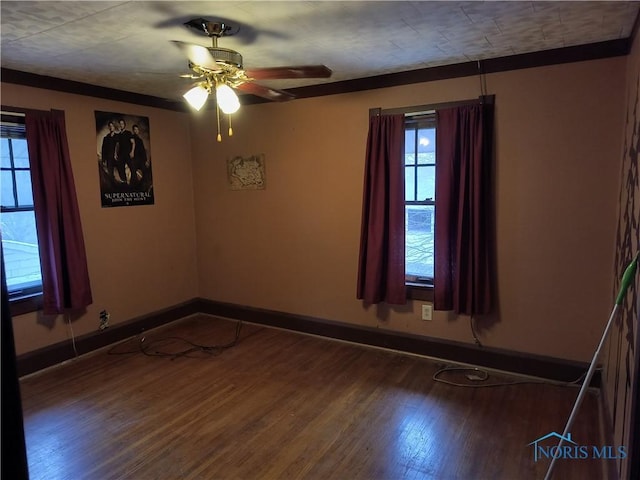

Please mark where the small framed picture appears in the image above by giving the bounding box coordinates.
[227,154,266,190]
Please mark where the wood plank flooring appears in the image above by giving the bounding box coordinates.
[19,315,609,480]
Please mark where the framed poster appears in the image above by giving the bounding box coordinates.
[227,154,266,190]
[95,111,154,207]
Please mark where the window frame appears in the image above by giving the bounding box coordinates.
[1,110,43,315]
[375,98,483,301]
[404,113,436,290]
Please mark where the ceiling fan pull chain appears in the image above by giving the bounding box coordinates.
[216,101,222,143]
[228,114,233,137]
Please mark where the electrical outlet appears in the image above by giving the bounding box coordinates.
[99,310,110,330]
[421,304,433,321]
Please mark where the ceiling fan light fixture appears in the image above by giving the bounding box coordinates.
[216,83,240,114]
[178,17,332,142]
[183,84,209,111]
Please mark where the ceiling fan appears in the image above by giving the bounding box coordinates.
[174,18,333,112]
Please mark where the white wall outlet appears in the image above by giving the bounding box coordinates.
[421,304,433,321]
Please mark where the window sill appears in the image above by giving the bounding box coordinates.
[406,283,434,301]
[9,293,43,316]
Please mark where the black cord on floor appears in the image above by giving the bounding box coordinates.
[107,321,243,360]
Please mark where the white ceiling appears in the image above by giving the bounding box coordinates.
[1,1,639,102]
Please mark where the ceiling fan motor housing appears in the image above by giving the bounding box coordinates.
[208,47,243,69]
[180,17,331,103]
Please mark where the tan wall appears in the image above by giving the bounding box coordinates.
[191,57,625,363]
[2,84,199,355]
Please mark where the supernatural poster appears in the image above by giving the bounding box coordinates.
[95,111,154,207]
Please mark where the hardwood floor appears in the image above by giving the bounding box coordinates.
[19,315,609,480]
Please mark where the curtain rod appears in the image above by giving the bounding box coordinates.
[373,94,495,117]
[1,110,25,117]
[405,110,435,118]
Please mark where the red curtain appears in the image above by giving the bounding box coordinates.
[26,110,93,315]
[434,102,494,315]
[357,114,406,305]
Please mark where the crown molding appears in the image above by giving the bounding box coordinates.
[0,68,189,112]
[1,38,631,111]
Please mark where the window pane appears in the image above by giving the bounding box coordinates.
[417,166,435,201]
[1,138,11,168]
[0,209,38,243]
[405,129,415,165]
[405,168,415,202]
[1,170,16,207]
[11,139,29,168]
[417,128,435,165]
[16,171,34,207]
[420,151,436,165]
[405,205,434,279]
[0,210,42,291]
[404,152,416,166]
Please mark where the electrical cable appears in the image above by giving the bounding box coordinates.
[108,319,592,389]
[470,315,483,347]
[477,59,488,98]
[432,364,594,389]
[67,314,79,358]
[107,321,243,360]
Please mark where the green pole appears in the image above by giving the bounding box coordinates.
[544,253,638,480]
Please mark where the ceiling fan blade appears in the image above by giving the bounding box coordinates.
[236,82,296,102]
[244,65,332,80]
[171,40,219,71]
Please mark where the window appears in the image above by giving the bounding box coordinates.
[1,113,43,306]
[360,97,492,306]
[405,113,435,287]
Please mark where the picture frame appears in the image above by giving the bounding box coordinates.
[227,154,266,190]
